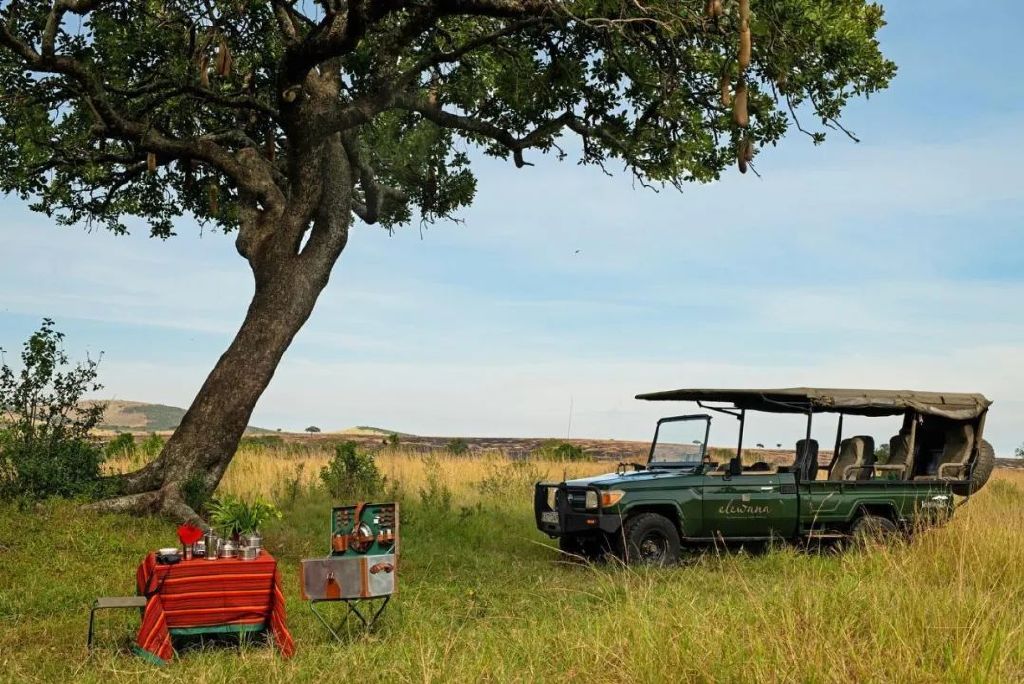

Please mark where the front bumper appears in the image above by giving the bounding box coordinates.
[534,482,622,536]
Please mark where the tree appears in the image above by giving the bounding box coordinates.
[305,425,321,433]
[0,1,895,517]
[0,320,106,501]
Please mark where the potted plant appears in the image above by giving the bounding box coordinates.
[209,496,281,549]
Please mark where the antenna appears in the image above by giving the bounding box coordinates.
[566,395,574,439]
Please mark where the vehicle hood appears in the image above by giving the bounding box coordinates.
[563,469,696,488]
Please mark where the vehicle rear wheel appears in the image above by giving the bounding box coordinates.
[850,513,899,549]
[951,439,995,497]
[619,513,681,566]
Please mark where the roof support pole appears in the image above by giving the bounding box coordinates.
[828,414,844,474]
[736,409,746,463]
[905,411,918,480]
[804,409,814,479]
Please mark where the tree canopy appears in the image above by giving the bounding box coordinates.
[1,0,895,239]
[0,0,896,518]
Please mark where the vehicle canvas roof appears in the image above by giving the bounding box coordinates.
[634,387,991,420]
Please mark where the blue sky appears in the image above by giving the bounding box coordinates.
[1,2,1022,455]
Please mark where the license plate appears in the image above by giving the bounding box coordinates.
[541,511,558,524]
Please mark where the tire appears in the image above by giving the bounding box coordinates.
[951,439,995,497]
[618,513,681,566]
[850,513,899,549]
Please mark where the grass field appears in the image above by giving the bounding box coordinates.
[2,446,1024,683]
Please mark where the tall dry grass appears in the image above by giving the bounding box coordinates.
[106,444,611,502]
[11,446,1019,682]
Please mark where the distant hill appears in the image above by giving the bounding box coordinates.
[85,400,269,433]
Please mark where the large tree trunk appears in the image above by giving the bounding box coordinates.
[92,251,339,519]
[89,83,358,520]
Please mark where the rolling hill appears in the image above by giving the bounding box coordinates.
[85,400,269,433]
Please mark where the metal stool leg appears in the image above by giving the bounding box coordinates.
[309,600,346,643]
[309,596,392,641]
[87,603,98,652]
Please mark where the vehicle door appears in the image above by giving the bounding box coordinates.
[701,470,798,540]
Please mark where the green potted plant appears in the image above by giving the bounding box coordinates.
[209,496,280,550]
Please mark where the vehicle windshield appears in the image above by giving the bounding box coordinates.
[649,416,709,467]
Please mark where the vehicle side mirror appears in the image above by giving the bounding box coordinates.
[728,458,743,476]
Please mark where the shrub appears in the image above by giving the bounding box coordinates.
[478,458,542,499]
[419,454,452,512]
[1016,443,1023,459]
[533,439,590,462]
[446,438,470,455]
[139,432,165,459]
[320,441,386,499]
[273,462,307,510]
[0,319,106,502]
[105,432,135,459]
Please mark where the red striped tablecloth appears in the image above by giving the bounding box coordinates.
[134,550,295,664]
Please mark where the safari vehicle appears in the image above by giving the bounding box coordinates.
[534,388,995,564]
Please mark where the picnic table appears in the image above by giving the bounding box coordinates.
[133,550,295,664]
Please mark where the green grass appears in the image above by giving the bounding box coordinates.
[2,475,1024,682]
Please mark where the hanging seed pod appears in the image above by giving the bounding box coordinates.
[265,130,276,162]
[737,137,754,174]
[215,37,232,78]
[180,159,194,190]
[208,184,219,215]
[739,0,750,28]
[705,0,722,19]
[742,137,754,162]
[199,55,210,88]
[146,152,157,174]
[733,80,749,128]
[719,73,732,108]
[739,28,751,69]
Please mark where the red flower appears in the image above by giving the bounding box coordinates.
[177,523,204,545]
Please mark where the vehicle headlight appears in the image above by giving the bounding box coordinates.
[585,490,598,509]
[601,490,625,508]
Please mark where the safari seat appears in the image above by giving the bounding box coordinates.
[935,423,975,479]
[795,438,819,481]
[874,428,912,479]
[829,436,876,481]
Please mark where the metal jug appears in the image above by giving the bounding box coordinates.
[204,532,221,560]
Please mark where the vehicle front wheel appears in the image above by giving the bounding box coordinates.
[850,514,899,549]
[619,513,681,566]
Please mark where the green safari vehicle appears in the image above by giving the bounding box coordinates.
[534,387,995,564]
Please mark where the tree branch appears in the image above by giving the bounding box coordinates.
[0,17,285,213]
[396,94,572,167]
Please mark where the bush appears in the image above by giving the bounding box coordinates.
[533,439,590,462]
[478,458,542,499]
[320,441,386,499]
[418,454,452,512]
[446,438,470,455]
[0,320,106,502]
[139,432,165,459]
[1016,443,1023,459]
[104,432,135,459]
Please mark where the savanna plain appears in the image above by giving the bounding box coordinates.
[2,444,1023,683]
